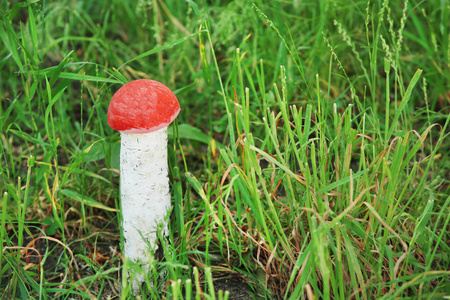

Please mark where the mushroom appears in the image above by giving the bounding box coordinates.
[107,79,180,290]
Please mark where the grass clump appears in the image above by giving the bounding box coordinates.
[1,0,449,299]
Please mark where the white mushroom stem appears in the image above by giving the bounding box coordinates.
[120,126,170,289]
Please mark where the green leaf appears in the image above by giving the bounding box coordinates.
[185,172,224,229]
[0,99,16,132]
[6,26,24,72]
[318,169,369,194]
[186,0,200,16]
[118,30,207,70]
[8,129,51,148]
[27,4,38,61]
[199,31,211,85]
[185,172,208,202]
[62,140,107,185]
[49,51,74,87]
[45,225,56,236]
[387,68,422,139]
[60,189,117,212]
[82,141,105,162]
[0,52,13,69]
[58,72,122,84]
[169,124,223,148]
[42,216,53,226]
[412,189,434,247]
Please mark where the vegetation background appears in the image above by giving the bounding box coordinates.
[0,0,449,299]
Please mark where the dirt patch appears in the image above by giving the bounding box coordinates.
[211,276,254,299]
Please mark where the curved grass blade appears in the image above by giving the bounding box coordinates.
[60,189,117,212]
[117,30,206,70]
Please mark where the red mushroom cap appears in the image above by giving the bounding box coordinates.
[108,79,180,133]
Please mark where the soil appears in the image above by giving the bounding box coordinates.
[2,228,257,299]
[211,276,254,299]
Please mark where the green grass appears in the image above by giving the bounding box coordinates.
[1,0,449,299]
